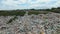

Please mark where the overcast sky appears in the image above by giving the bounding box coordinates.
[0,0,60,10]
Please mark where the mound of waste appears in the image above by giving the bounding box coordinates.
[0,12,60,34]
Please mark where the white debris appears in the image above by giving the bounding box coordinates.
[0,12,60,34]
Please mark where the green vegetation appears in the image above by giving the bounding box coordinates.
[0,7,60,16]
[28,11,49,15]
[0,10,50,16]
[0,11,26,16]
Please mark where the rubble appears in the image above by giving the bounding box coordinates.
[0,12,60,34]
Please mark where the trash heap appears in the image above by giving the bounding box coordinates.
[0,12,60,34]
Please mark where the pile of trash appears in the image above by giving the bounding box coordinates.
[0,12,60,34]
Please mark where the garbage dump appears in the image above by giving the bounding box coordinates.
[0,12,60,34]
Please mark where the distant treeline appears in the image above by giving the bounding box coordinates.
[0,7,60,16]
